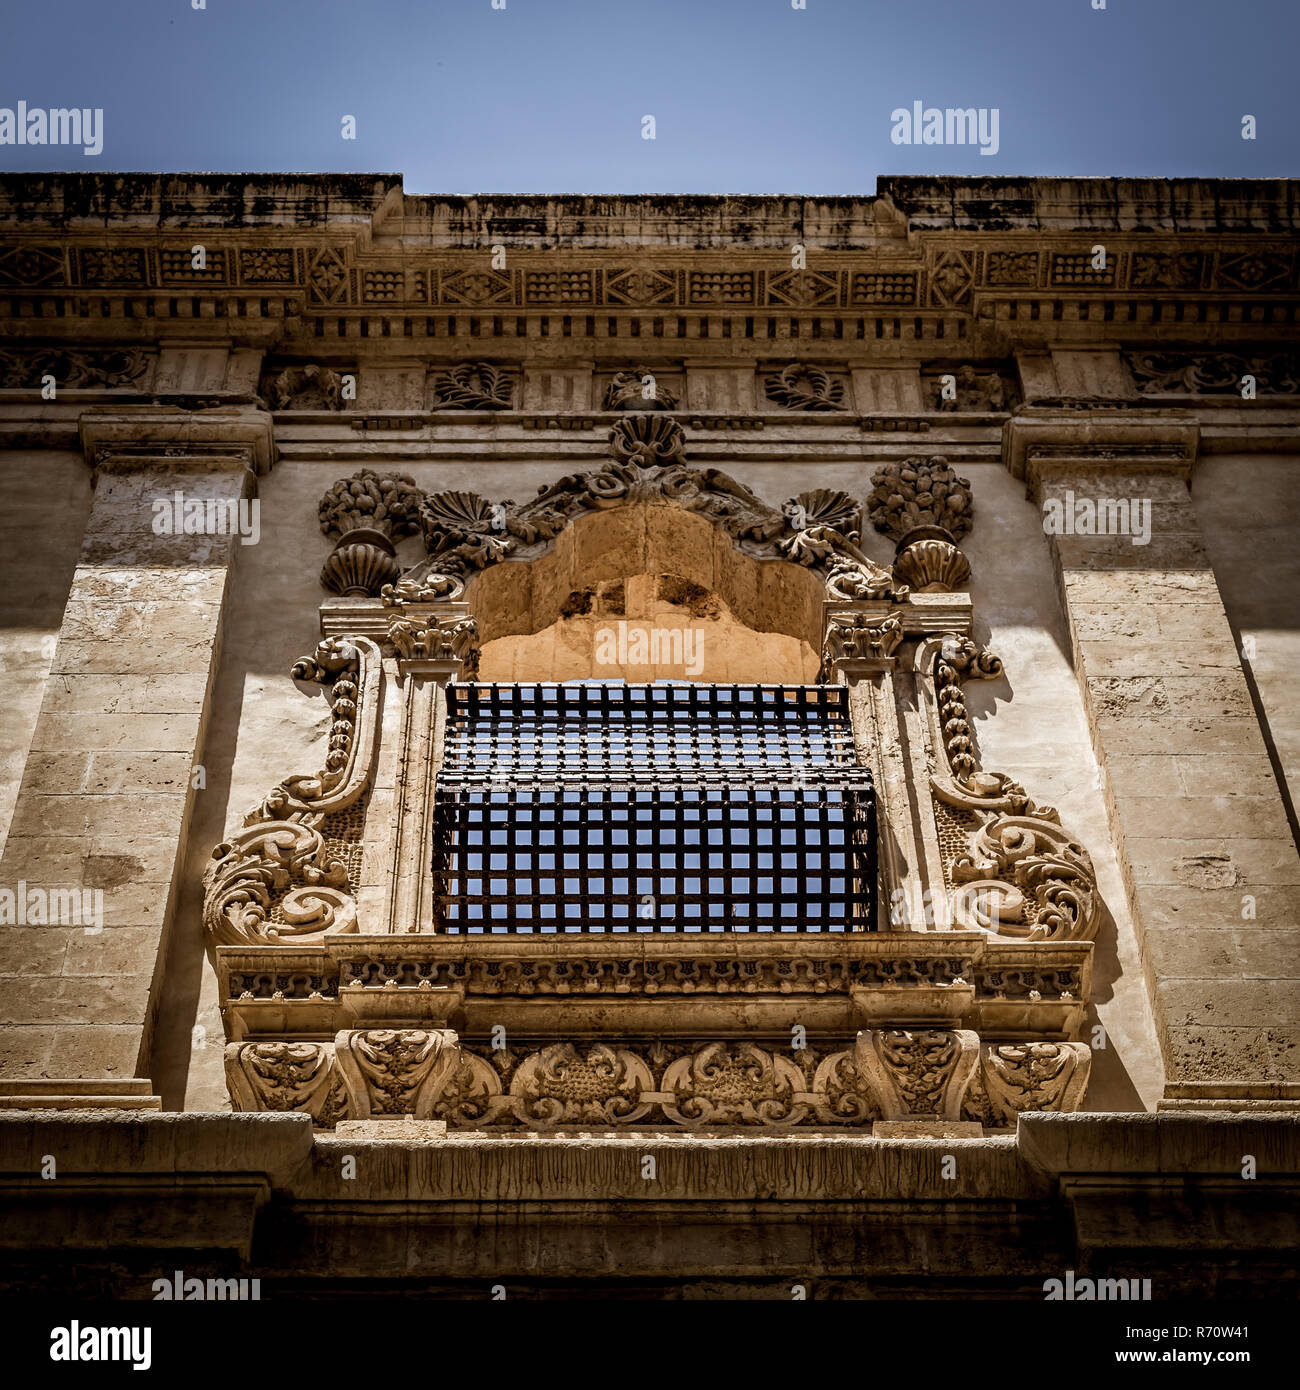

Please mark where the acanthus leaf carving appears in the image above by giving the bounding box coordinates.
[980,1041,1091,1122]
[852,1028,980,1119]
[224,1041,349,1126]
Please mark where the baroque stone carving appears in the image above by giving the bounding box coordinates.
[203,638,381,947]
[270,364,346,410]
[318,468,425,597]
[763,362,848,411]
[930,364,1014,412]
[1125,349,1300,396]
[821,613,903,673]
[387,614,480,676]
[867,456,973,540]
[979,1041,1091,1123]
[224,1030,1090,1130]
[427,361,517,410]
[601,366,679,411]
[867,456,973,592]
[0,346,149,390]
[224,1041,349,1126]
[922,637,1101,943]
[334,1028,461,1119]
[415,414,906,602]
[854,1028,980,1119]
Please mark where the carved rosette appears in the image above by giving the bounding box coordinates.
[318,469,425,597]
[223,1031,1090,1130]
[203,638,381,948]
[922,636,1102,942]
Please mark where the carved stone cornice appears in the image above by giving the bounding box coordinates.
[78,406,275,475]
[1002,410,1201,497]
[215,933,1092,1044]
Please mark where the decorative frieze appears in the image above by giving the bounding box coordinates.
[223,1028,1091,1130]
[0,346,150,390]
[1125,348,1300,396]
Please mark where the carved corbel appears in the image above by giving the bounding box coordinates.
[387,614,480,678]
[917,635,1102,942]
[852,1028,980,1120]
[224,1041,350,1126]
[820,612,903,679]
[967,1041,1092,1125]
[203,637,382,947]
[334,1028,462,1119]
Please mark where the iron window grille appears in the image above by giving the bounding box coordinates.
[431,682,876,933]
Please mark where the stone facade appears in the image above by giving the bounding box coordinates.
[0,175,1297,1297]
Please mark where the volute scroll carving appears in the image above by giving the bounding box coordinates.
[918,636,1102,942]
[203,637,382,948]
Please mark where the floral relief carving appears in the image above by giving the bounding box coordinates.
[0,347,150,390]
[223,1032,1090,1130]
[334,1028,461,1119]
[510,1044,655,1127]
[1125,349,1299,396]
[853,1028,979,1119]
[225,1041,349,1126]
[427,361,517,410]
[763,362,848,411]
[980,1041,1091,1123]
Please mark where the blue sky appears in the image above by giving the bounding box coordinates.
[0,0,1295,191]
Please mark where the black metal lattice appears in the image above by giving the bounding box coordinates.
[431,683,876,933]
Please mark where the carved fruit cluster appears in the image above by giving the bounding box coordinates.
[318,469,425,540]
[867,455,972,540]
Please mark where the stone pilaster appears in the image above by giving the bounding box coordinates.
[1005,409,1300,1109]
[0,408,273,1102]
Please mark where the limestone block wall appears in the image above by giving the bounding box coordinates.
[0,451,93,846]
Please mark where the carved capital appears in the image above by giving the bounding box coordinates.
[387,614,480,677]
[821,612,903,677]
